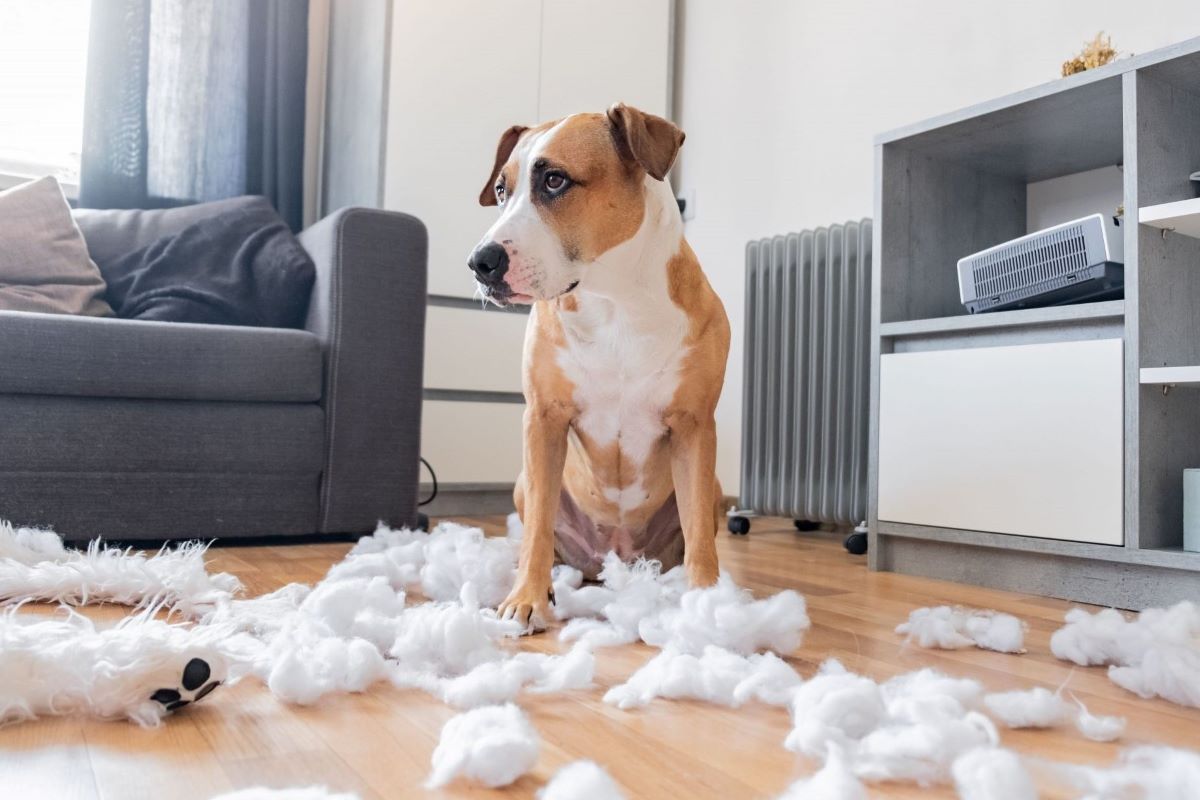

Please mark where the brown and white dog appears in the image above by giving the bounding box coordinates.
[468,103,730,630]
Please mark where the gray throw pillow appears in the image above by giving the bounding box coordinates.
[0,177,113,316]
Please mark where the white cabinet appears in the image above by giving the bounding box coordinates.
[877,339,1124,545]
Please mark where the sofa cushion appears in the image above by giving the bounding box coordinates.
[0,310,322,402]
[0,177,114,317]
[0,395,324,474]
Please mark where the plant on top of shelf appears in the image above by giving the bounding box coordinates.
[1062,32,1119,77]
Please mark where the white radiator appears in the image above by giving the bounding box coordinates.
[739,220,872,526]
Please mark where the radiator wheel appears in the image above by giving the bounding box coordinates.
[416,512,430,532]
[727,516,751,536]
[793,519,820,532]
[844,532,868,555]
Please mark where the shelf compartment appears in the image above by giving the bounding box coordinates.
[1140,365,1200,386]
[1139,197,1200,240]
[879,300,1124,338]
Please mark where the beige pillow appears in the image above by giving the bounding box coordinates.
[0,177,113,316]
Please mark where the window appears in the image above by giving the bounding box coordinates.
[0,1,92,193]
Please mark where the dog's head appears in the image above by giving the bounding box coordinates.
[468,103,685,306]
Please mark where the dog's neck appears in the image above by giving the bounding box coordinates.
[559,176,686,340]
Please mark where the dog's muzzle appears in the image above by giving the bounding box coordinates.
[468,241,509,288]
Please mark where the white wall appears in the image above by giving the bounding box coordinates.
[673,1,1200,494]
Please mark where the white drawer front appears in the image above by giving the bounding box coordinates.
[878,338,1123,544]
[424,306,527,393]
[421,400,524,484]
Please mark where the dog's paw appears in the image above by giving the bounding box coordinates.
[497,583,553,633]
[150,657,222,712]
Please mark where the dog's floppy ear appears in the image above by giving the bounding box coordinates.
[606,103,685,181]
[479,124,528,206]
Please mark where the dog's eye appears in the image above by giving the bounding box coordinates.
[495,183,506,204]
[543,171,569,194]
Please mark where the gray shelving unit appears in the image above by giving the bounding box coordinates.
[868,37,1200,609]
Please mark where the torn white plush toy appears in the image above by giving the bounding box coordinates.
[425,702,541,789]
[951,747,1037,800]
[0,606,233,726]
[1055,745,1200,800]
[209,789,359,800]
[982,686,1070,729]
[538,760,627,800]
[604,644,800,710]
[0,520,239,616]
[774,744,866,800]
[895,605,1026,654]
[1051,601,1200,709]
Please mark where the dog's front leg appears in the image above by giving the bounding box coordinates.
[667,410,720,588]
[499,402,570,630]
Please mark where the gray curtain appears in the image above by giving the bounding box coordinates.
[79,0,308,231]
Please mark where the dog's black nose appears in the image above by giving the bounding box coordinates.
[468,242,509,283]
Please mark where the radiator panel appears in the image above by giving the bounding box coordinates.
[740,220,872,525]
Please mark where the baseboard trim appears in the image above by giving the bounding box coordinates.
[420,482,515,517]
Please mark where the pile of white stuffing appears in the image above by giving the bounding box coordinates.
[3,516,1200,799]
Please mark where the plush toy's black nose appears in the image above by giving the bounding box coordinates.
[468,242,509,284]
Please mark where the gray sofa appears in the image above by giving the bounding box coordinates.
[0,198,427,542]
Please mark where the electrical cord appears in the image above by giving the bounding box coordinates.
[419,457,438,506]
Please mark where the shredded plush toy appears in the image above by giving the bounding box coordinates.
[0,606,232,727]
[425,703,541,789]
[0,520,239,616]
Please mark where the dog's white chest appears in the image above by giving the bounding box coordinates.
[557,298,688,507]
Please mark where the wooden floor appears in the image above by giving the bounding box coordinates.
[3,516,1198,800]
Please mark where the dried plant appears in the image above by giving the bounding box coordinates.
[1062,32,1118,77]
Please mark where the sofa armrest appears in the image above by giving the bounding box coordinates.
[299,207,428,533]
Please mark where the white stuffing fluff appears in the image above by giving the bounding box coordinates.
[951,747,1037,800]
[1051,602,1200,708]
[0,607,233,727]
[394,641,594,708]
[783,664,1001,787]
[1071,695,1126,742]
[784,660,887,758]
[0,520,240,616]
[210,789,359,800]
[1060,745,1200,800]
[425,703,540,789]
[538,760,627,800]
[775,745,866,800]
[638,574,810,655]
[419,523,517,608]
[853,704,998,785]
[604,644,800,710]
[557,553,807,658]
[982,686,1069,728]
[389,584,522,676]
[895,605,1026,654]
